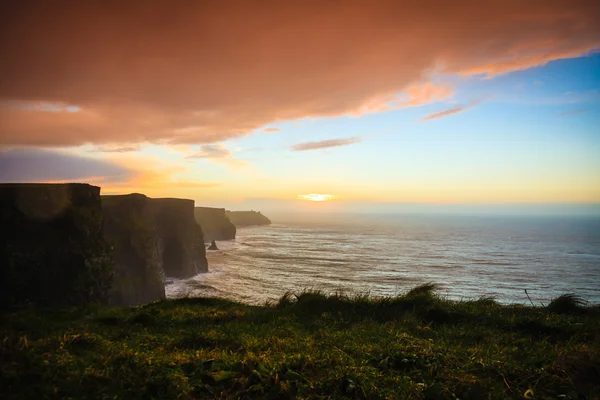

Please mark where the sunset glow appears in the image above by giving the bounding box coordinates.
[2,5,599,398]
[298,194,335,202]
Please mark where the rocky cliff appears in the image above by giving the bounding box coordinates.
[226,210,271,227]
[0,183,113,309]
[0,183,208,308]
[194,206,236,242]
[151,198,208,278]
[101,194,165,307]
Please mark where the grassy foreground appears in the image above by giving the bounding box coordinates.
[1,285,599,399]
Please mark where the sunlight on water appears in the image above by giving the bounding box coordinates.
[166,214,600,305]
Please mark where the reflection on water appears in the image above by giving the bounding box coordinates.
[166,214,600,305]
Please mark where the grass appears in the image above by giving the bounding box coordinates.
[547,294,588,314]
[1,284,599,399]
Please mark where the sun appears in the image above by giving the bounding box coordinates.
[298,193,334,202]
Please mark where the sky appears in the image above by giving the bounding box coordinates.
[1,1,599,215]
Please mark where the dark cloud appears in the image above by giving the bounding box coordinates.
[0,148,134,183]
[291,137,362,151]
[0,0,598,146]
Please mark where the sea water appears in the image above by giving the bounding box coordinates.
[166,214,600,305]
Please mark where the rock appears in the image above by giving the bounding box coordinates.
[226,210,271,227]
[208,240,219,250]
[194,206,236,242]
[151,198,208,278]
[0,183,209,309]
[0,183,113,309]
[101,194,165,307]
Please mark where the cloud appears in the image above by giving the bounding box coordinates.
[556,109,588,116]
[187,144,232,159]
[0,1,598,146]
[421,101,481,121]
[0,148,220,191]
[346,82,455,115]
[186,144,249,167]
[398,82,455,107]
[91,145,140,153]
[459,45,598,78]
[291,136,362,151]
[263,127,281,133]
[4,100,81,113]
[0,148,134,183]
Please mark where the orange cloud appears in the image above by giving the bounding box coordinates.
[399,82,455,107]
[0,1,598,146]
[458,44,599,77]
[263,127,281,133]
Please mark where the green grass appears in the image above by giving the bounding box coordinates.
[1,285,599,399]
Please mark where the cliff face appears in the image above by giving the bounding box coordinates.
[226,210,271,227]
[151,198,208,278]
[0,183,207,308]
[0,183,113,309]
[101,194,165,307]
[194,207,236,242]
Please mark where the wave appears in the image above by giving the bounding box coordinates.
[168,217,600,305]
[471,260,520,266]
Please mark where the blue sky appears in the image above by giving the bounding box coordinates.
[176,54,600,210]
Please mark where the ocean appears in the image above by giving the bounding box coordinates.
[166,214,600,305]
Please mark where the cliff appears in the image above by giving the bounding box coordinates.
[101,194,165,307]
[0,183,207,308]
[151,198,208,278]
[194,206,236,242]
[226,210,271,227]
[0,183,113,309]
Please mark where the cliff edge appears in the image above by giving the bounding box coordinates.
[0,183,113,309]
[226,210,271,227]
[194,206,236,242]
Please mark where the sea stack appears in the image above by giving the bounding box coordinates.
[208,240,219,250]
